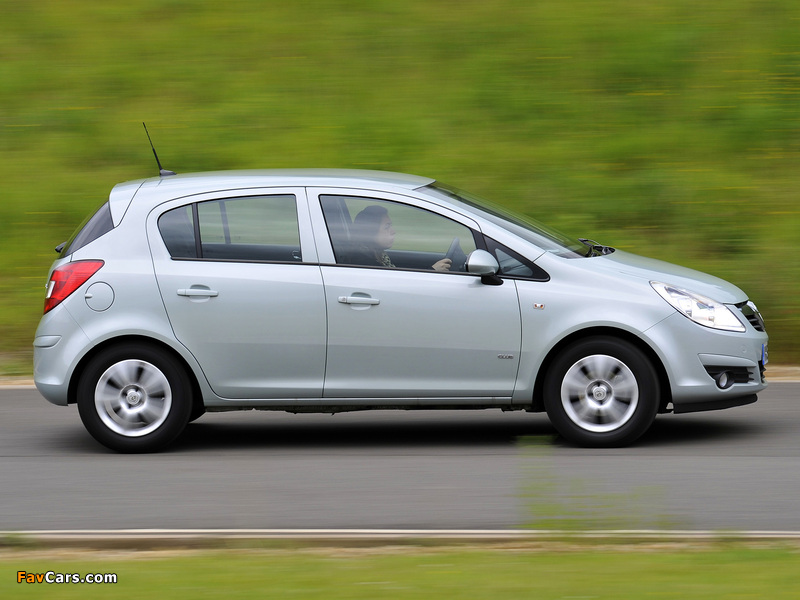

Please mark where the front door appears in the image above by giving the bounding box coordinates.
[317,193,521,401]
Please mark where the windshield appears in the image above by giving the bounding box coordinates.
[424,182,586,258]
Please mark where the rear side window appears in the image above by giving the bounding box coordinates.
[60,202,114,256]
[159,195,301,262]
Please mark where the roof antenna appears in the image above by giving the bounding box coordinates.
[142,122,176,177]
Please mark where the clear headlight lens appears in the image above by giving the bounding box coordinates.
[651,281,745,332]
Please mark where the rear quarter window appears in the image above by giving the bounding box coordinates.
[158,205,197,258]
[60,202,114,256]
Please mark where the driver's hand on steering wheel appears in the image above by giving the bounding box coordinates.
[432,258,452,272]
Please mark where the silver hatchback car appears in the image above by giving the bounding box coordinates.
[34,169,769,452]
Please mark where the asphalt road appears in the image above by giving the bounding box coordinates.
[1,384,798,532]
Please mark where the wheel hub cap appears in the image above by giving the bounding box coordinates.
[590,383,609,403]
[560,354,639,433]
[125,388,143,406]
[94,359,172,438]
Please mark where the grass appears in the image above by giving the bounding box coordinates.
[518,436,687,531]
[2,0,799,371]
[2,545,800,598]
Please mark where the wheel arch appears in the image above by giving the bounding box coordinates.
[531,326,672,414]
[67,335,205,418]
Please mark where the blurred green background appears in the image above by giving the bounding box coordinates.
[2,0,798,375]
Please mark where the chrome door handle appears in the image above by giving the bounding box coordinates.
[338,295,380,305]
[177,288,219,297]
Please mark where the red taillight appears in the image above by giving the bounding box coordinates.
[44,260,105,314]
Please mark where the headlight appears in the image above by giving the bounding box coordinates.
[650,281,745,332]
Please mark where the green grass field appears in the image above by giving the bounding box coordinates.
[3,546,800,599]
[2,1,799,372]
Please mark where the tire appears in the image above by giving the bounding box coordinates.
[188,404,206,423]
[77,343,193,453]
[543,337,659,447]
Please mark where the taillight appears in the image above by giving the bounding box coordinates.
[44,260,105,314]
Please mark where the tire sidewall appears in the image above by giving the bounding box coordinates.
[77,343,192,453]
[544,337,659,447]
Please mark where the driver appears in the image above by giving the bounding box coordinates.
[346,205,452,271]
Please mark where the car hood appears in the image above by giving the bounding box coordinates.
[590,250,748,304]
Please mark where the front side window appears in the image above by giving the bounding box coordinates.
[159,194,301,262]
[321,195,477,273]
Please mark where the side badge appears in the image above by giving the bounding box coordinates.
[497,354,515,360]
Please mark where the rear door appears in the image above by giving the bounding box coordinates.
[149,188,326,399]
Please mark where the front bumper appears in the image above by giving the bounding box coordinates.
[644,311,768,413]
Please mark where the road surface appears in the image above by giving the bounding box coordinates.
[1,384,798,532]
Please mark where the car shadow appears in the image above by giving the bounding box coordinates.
[165,410,768,453]
[638,414,767,447]
[172,414,557,451]
[49,411,770,454]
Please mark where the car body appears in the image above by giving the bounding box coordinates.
[33,169,769,452]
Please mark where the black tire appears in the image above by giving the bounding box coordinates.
[77,343,193,453]
[188,404,206,423]
[543,337,659,447]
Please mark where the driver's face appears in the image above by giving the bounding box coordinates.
[375,215,395,249]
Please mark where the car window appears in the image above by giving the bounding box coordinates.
[484,237,549,281]
[158,205,197,258]
[61,202,114,256]
[159,195,301,262]
[320,195,477,272]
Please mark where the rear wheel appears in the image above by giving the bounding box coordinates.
[77,343,193,452]
[543,337,659,447]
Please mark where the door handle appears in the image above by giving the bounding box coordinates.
[338,295,380,305]
[177,288,219,297]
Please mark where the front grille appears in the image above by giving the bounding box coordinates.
[704,365,754,384]
[736,301,765,332]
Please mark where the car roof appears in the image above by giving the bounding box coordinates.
[108,169,437,224]
[132,169,435,195]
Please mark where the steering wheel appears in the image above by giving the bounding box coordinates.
[445,237,460,262]
[444,237,466,271]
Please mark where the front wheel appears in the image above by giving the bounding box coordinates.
[77,344,193,453]
[543,337,659,447]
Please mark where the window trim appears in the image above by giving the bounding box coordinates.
[191,202,202,258]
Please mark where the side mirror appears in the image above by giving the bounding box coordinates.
[466,250,503,285]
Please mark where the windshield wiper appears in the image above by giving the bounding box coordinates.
[578,238,615,257]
